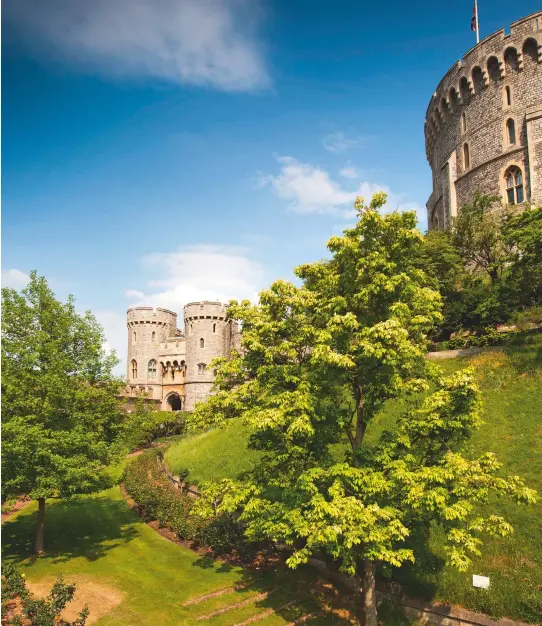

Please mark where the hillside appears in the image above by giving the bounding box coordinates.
[165,416,260,485]
[165,337,542,622]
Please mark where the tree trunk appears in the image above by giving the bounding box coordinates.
[34,497,46,555]
[361,558,377,626]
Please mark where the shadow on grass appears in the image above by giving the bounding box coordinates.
[189,561,358,624]
[385,525,446,602]
[2,494,139,564]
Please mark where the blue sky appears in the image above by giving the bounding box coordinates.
[2,0,539,372]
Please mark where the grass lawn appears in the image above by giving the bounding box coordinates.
[3,484,373,625]
[165,417,261,485]
[162,337,542,623]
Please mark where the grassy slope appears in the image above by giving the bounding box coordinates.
[165,417,261,484]
[163,338,542,622]
[392,343,542,622]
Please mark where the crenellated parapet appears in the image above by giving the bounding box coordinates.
[425,11,542,231]
[425,11,541,163]
[127,306,177,329]
[183,301,229,321]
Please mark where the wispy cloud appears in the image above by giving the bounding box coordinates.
[322,131,362,154]
[256,156,357,216]
[257,155,426,224]
[94,310,127,376]
[2,268,30,290]
[127,244,264,313]
[339,163,359,179]
[4,0,270,92]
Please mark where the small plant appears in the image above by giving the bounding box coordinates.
[1,563,89,626]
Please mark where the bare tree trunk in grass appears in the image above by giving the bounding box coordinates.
[361,558,377,626]
[34,497,46,554]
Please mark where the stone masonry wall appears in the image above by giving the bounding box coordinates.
[126,307,177,400]
[425,12,542,230]
[183,301,229,411]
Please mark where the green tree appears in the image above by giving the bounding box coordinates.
[502,206,542,311]
[191,195,536,625]
[1,272,123,554]
[452,193,513,283]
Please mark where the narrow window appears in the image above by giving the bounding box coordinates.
[131,359,138,378]
[151,331,155,342]
[505,85,512,106]
[133,331,137,343]
[198,363,206,375]
[461,112,467,133]
[200,338,204,348]
[463,143,470,170]
[148,359,157,379]
[506,118,516,145]
[505,166,524,204]
[213,323,216,333]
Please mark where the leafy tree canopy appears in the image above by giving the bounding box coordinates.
[190,195,537,624]
[1,272,123,552]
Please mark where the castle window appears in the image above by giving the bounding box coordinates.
[148,359,157,379]
[461,112,467,134]
[506,118,516,146]
[486,56,500,83]
[198,363,206,375]
[133,331,137,343]
[504,86,512,107]
[523,38,539,68]
[505,166,524,204]
[152,331,156,342]
[131,359,138,378]
[213,323,216,333]
[200,338,204,348]
[462,143,470,170]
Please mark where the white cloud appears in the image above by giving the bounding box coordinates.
[127,244,264,314]
[2,269,30,290]
[125,289,145,300]
[5,0,269,92]
[339,164,359,179]
[94,310,127,376]
[322,132,361,154]
[257,156,357,216]
[258,155,426,224]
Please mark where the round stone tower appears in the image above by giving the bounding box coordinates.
[183,301,229,411]
[425,11,542,231]
[127,307,178,400]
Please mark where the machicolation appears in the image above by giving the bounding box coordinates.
[426,11,542,230]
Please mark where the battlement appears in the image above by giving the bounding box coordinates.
[127,306,177,327]
[425,11,542,162]
[183,301,229,321]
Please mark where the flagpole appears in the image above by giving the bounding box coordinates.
[475,0,480,43]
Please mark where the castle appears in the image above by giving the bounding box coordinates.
[426,11,542,230]
[124,302,241,411]
[124,12,542,411]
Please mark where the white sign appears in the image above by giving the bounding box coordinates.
[472,575,490,589]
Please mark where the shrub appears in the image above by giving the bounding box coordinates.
[510,306,542,330]
[1,563,89,626]
[122,450,199,540]
[122,451,257,558]
[195,513,251,557]
[123,409,185,451]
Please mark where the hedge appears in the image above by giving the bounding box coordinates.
[122,450,248,555]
